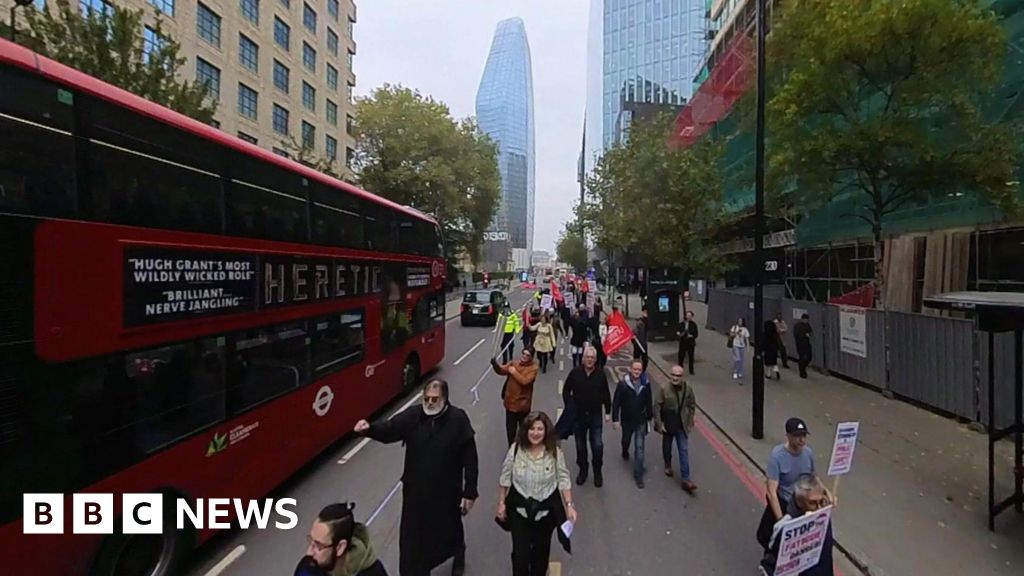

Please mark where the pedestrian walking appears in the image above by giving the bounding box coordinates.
[763,320,781,380]
[500,303,523,364]
[496,412,577,576]
[759,474,835,576]
[612,360,654,488]
[756,417,819,551]
[299,502,388,576]
[728,317,750,381]
[773,313,790,368]
[353,380,478,576]
[493,347,540,445]
[568,310,589,368]
[530,313,556,374]
[677,310,699,375]
[632,307,649,372]
[562,345,612,487]
[794,314,814,378]
[653,365,698,494]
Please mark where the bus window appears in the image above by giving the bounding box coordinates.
[311,183,364,249]
[228,320,309,415]
[364,204,395,252]
[397,218,418,254]
[0,116,77,218]
[0,67,75,130]
[227,180,309,244]
[85,143,223,234]
[311,309,365,378]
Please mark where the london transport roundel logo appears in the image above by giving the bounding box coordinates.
[313,385,334,417]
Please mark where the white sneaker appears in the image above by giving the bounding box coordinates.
[732,373,737,379]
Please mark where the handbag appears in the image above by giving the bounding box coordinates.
[726,329,735,348]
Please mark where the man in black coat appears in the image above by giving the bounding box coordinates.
[563,346,612,487]
[793,314,814,379]
[354,379,479,576]
[676,310,699,375]
[612,360,654,488]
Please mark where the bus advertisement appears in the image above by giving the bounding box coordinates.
[0,38,446,575]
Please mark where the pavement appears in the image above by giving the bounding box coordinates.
[187,285,798,576]
[628,294,1024,576]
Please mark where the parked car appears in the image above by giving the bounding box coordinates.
[461,289,506,326]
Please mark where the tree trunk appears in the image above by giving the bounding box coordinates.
[873,225,885,310]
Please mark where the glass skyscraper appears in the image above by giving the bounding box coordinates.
[476,17,536,255]
[590,0,706,151]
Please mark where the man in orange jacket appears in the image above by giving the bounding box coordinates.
[491,347,539,445]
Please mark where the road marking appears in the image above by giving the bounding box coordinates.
[367,480,403,526]
[558,379,563,395]
[454,338,486,366]
[337,438,371,464]
[203,545,246,576]
[392,392,423,417]
[559,360,564,372]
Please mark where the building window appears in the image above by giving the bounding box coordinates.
[347,82,353,104]
[196,3,221,47]
[326,99,337,126]
[326,64,338,90]
[347,15,354,38]
[279,0,288,7]
[273,59,289,92]
[301,121,315,148]
[303,3,317,33]
[272,146,290,157]
[142,26,166,62]
[346,48,353,70]
[147,0,174,16]
[239,34,259,72]
[327,28,338,56]
[80,0,112,16]
[303,42,316,72]
[325,135,337,161]
[302,82,316,112]
[195,57,220,101]
[240,0,258,24]
[327,0,338,20]
[346,113,354,136]
[274,17,290,51]
[345,146,354,168]
[273,104,289,135]
[238,131,258,144]
[238,83,258,120]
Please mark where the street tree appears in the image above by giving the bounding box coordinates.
[353,84,501,266]
[279,135,344,180]
[17,0,215,123]
[767,0,1021,307]
[580,112,732,278]
[555,223,588,272]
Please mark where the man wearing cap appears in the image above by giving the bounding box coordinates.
[756,417,817,550]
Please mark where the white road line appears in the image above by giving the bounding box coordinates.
[203,545,246,576]
[453,338,486,366]
[559,360,564,372]
[393,392,423,417]
[337,437,371,464]
[367,480,403,526]
[558,379,563,395]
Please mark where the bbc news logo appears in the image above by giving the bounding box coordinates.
[23,494,298,534]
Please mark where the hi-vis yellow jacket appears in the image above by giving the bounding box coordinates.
[503,311,522,334]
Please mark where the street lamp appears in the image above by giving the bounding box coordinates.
[752,0,768,440]
[9,0,34,42]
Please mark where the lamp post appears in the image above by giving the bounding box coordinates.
[752,0,768,440]
[9,0,34,42]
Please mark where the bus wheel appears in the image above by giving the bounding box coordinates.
[401,355,420,394]
[91,499,192,576]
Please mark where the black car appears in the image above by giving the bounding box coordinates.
[460,289,506,326]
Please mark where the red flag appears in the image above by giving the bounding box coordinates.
[550,281,563,302]
[602,311,634,356]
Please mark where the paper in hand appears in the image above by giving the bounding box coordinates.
[560,520,574,539]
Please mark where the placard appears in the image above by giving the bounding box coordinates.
[540,294,553,311]
[565,293,576,310]
[827,421,860,476]
[839,305,867,358]
[774,506,833,576]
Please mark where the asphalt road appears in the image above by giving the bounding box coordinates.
[187,287,766,576]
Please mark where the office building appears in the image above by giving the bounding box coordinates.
[476,17,536,263]
[5,0,358,178]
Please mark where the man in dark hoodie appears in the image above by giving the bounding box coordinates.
[303,502,388,576]
[611,359,654,488]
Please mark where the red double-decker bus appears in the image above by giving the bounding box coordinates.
[0,38,447,575]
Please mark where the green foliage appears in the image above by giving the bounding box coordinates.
[279,135,344,180]
[18,0,216,123]
[580,112,733,277]
[353,85,501,266]
[766,0,1021,304]
[555,223,588,272]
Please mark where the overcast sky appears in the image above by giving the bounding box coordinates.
[353,0,590,256]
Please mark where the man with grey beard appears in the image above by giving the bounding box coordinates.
[355,380,479,576]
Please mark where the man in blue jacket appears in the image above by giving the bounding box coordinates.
[612,359,654,488]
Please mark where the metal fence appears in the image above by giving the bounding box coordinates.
[707,288,1018,426]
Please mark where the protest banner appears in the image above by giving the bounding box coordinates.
[774,506,833,576]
